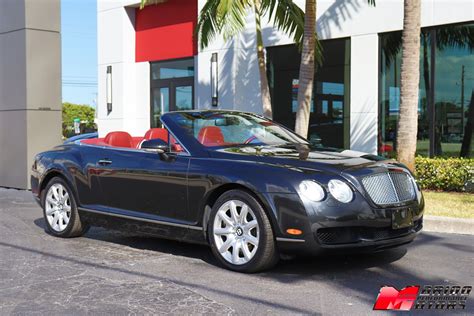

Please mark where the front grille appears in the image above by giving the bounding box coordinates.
[315,218,423,245]
[362,172,416,205]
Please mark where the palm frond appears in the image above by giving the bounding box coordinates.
[217,0,249,41]
[264,0,323,66]
[196,0,250,50]
[265,0,304,46]
[140,0,168,10]
[314,33,323,67]
[196,0,222,50]
[436,24,474,52]
[381,31,402,67]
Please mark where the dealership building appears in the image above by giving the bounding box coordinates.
[97,0,473,157]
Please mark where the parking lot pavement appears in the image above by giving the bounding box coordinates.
[0,188,473,315]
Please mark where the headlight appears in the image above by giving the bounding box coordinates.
[328,179,353,203]
[299,180,325,202]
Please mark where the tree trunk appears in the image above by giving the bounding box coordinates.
[396,0,421,172]
[294,0,316,138]
[254,0,273,119]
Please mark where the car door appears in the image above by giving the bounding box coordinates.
[95,146,190,223]
[74,144,110,208]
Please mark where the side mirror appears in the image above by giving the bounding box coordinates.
[141,138,168,153]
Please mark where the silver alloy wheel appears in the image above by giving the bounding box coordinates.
[45,183,72,232]
[213,200,260,265]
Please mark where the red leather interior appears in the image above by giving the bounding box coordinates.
[132,137,145,148]
[104,131,133,148]
[80,128,184,152]
[81,138,107,146]
[198,126,225,146]
[144,128,168,141]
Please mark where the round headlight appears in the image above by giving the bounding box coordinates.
[328,179,353,203]
[299,180,326,202]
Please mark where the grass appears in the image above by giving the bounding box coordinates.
[423,191,474,219]
[383,139,463,157]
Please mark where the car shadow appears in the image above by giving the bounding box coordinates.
[34,217,412,274]
[273,248,408,275]
[29,218,461,313]
[33,217,219,266]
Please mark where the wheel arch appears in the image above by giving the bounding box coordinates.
[39,169,79,207]
[201,183,278,240]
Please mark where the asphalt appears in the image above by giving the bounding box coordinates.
[0,187,473,315]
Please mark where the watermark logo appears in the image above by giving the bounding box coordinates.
[373,285,471,311]
[373,286,419,311]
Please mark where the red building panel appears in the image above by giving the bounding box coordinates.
[135,0,197,62]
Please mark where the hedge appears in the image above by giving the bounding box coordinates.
[415,157,474,192]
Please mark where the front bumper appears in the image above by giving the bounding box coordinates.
[277,227,421,255]
[263,191,424,255]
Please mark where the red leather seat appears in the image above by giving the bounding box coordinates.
[198,126,225,146]
[104,131,133,148]
[132,137,145,149]
[141,128,184,152]
[144,128,169,141]
[81,138,108,146]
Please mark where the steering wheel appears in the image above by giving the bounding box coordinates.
[244,135,259,144]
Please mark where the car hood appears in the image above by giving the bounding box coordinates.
[210,145,403,178]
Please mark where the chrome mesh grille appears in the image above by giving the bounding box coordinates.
[362,172,416,205]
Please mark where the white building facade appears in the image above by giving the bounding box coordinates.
[97,0,473,157]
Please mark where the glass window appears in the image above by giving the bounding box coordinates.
[175,85,193,111]
[434,28,474,157]
[151,59,194,80]
[267,38,351,149]
[151,87,169,128]
[379,23,473,158]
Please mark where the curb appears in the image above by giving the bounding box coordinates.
[423,215,474,235]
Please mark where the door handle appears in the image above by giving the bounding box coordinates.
[97,159,112,166]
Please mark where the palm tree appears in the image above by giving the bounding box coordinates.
[196,0,305,119]
[140,1,304,119]
[396,0,421,172]
[294,0,316,137]
[294,0,375,137]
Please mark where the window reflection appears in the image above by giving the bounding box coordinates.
[175,85,193,111]
[267,38,351,149]
[379,23,473,158]
[152,87,169,127]
[151,59,194,80]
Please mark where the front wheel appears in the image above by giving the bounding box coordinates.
[208,190,279,273]
[41,177,87,238]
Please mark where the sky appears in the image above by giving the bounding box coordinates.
[61,0,97,107]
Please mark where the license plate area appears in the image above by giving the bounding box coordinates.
[392,208,413,229]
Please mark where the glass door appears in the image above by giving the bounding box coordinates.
[150,58,194,128]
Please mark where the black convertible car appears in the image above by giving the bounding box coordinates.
[31,110,424,272]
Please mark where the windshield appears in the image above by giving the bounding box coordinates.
[168,112,309,148]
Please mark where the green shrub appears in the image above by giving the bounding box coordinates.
[62,102,96,138]
[415,157,474,192]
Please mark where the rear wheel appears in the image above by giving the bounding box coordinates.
[208,190,279,273]
[41,177,87,237]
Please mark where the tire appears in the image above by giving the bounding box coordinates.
[41,177,87,238]
[208,189,279,273]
